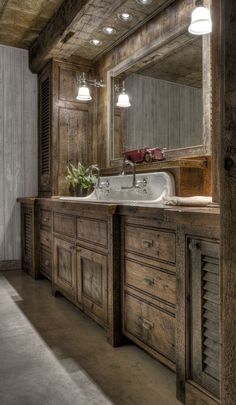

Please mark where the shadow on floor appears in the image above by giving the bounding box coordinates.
[0,270,180,405]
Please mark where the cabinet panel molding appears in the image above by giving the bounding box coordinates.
[77,247,108,324]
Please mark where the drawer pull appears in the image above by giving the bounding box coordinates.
[142,239,154,248]
[144,277,155,286]
[43,217,50,222]
[140,317,154,330]
[44,260,49,267]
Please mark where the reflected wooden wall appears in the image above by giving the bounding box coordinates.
[124,73,202,151]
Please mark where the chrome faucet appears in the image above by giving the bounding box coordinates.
[91,165,110,191]
[121,159,136,189]
[90,165,101,189]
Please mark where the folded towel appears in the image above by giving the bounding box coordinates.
[162,196,212,207]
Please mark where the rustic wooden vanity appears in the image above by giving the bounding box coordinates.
[19,197,220,405]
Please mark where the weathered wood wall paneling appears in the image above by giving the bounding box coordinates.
[221,0,236,403]
[123,73,202,152]
[0,45,37,262]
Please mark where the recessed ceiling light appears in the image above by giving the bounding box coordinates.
[90,39,103,46]
[136,0,153,4]
[118,12,133,22]
[103,27,117,35]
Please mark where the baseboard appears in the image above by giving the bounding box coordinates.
[0,260,21,271]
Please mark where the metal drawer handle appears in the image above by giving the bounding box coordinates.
[43,217,50,222]
[144,277,155,286]
[142,239,153,248]
[44,260,49,266]
[141,318,154,330]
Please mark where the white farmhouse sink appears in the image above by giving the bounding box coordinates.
[60,172,175,204]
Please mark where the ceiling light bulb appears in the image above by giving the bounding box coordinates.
[136,0,153,5]
[118,12,133,22]
[90,39,102,46]
[188,1,212,35]
[103,27,117,35]
[76,85,92,101]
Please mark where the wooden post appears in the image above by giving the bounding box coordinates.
[220,0,236,403]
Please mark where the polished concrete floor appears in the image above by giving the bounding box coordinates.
[0,270,180,405]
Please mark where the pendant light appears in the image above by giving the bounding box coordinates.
[76,72,104,102]
[188,0,212,35]
[116,81,131,108]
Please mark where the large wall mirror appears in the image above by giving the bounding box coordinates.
[107,30,212,165]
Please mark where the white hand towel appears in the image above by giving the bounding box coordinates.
[162,196,212,207]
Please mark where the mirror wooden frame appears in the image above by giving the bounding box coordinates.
[107,8,212,167]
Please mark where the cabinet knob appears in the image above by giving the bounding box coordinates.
[144,277,155,286]
[142,239,153,248]
[43,217,49,222]
[140,317,154,331]
[44,260,49,266]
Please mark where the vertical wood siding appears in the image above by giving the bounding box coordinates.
[0,45,37,261]
[124,74,202,150]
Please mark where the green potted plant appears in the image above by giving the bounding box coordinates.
[65,161,97,197]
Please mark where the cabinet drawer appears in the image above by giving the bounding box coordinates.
[123,292,175,362]
[40,209,52,228]
[40,248,51,279]
[125,226,176,263]
[40,229,51,249]
[77,217,107,248]
[124,259,176,306]
[54,213,76,238]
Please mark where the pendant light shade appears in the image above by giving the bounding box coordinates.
[188,1,212,35]
[116,81,131,108]
[76,84,92,101]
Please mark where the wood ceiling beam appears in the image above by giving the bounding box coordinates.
[29,0,90,73]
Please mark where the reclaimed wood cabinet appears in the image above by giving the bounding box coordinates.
[21,199,37,279]
[121,216,177,371]
[76,247,108,325]
[39,206,52,280]
[38,60,97,197]
[187,238,220,402]
[53,236,76,300]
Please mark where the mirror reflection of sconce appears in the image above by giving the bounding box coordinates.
[188,0,212,36]
[76,72,105,102]
[115,80,131,108]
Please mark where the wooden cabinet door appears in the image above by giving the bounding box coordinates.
[39,65,52,195]
[21,204,38,279]
[76,247,108,324]
[53,237,76,299]
[189,239,220,398]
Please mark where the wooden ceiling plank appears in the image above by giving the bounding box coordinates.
[29,0,91,73]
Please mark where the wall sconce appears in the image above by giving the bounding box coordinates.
[76,72,105,102]
[188,0,212,35]
[115,81,131,108]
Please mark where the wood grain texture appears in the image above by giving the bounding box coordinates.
[0,0,64,49]
[29,0,173,73]
[220,0,236,404]
[122,73,202,151]
[0,46,37,263]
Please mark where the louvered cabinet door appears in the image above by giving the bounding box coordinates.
[21,204,37,278]
[39,66,52,195]
[189,239,220,398]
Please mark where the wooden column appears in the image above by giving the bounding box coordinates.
[220,0,236,403]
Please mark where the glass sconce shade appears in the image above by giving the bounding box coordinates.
[76,85,92,101]
[188,5,212,35]
[116,92,131,108]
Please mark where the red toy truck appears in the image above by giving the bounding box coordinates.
[123,146,165,163]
